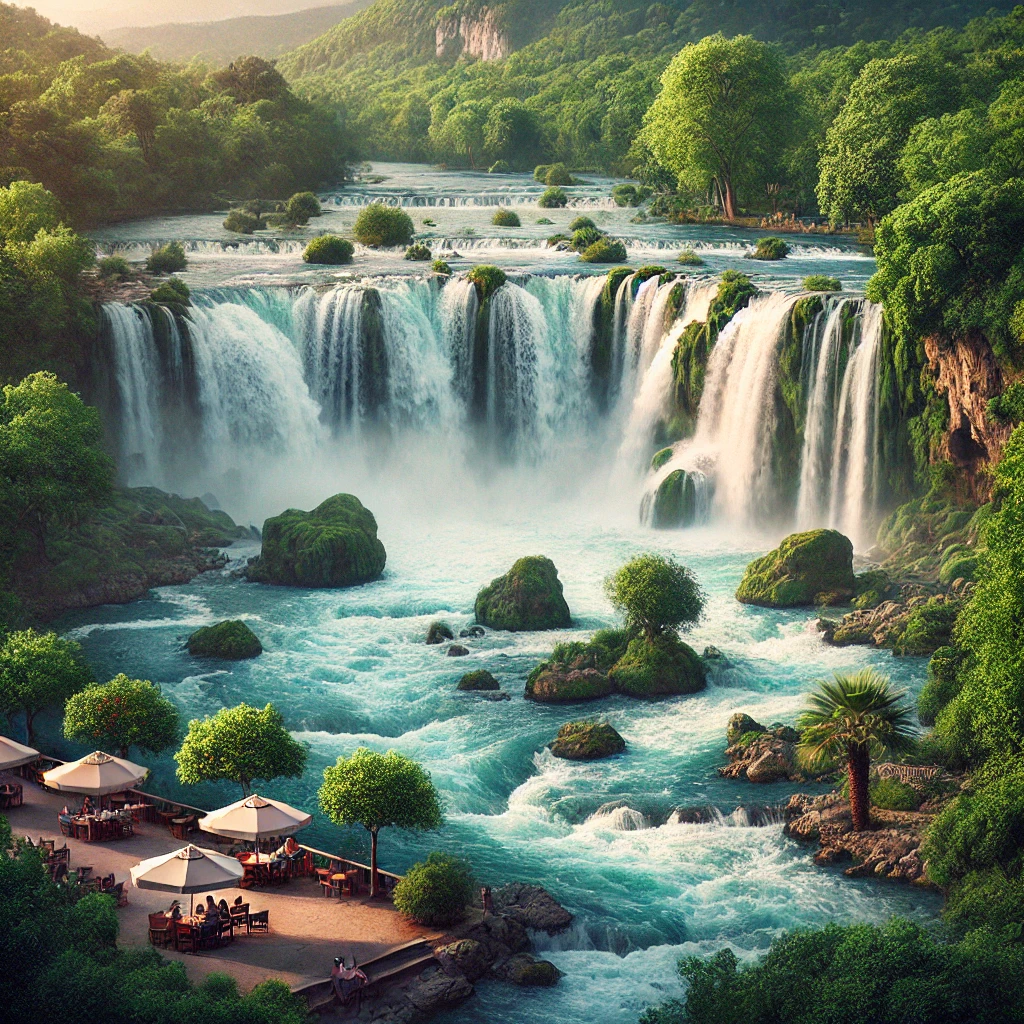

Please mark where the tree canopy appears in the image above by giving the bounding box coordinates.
[174,703,308,796]
[0,628,94,743]
[319,747,443,895]
[605,553,705,640]
[63,675,179,760]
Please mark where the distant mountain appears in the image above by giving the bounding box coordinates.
[103,2,371,64]
[20,0,341,34]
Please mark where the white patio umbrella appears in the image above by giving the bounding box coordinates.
[42,750,148,805]
[198,793,311,858]
[130,843,244,914]
[0,734,38,771]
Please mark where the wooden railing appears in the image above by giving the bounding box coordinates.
[297,842,403,889]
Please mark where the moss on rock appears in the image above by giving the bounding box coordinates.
[475,555,571,631]
[608,633,706,696]
[457,670,499,691]
[426,620,454,644]
[736,529,855,607]
[246,493,386,588]
[188,619,262,659]
[549,721,625,760]
[647,468,702,528]
[892,596,961,656]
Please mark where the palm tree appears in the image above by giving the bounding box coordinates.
[797,668,917,831]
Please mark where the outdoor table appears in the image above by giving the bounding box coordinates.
[0,782,22,808]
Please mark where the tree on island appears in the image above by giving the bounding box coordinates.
[174,702,308,797]
[639,34,792,220]
[0,629,94,743]
[797,669,916,831]
[319,747,443,897]
[605,553,705,642]
[64,675,179,759]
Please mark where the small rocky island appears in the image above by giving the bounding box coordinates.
[474,555,571,631]
[549,720,625,760]
[187,619,263,659]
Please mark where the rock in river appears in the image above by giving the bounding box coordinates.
[475,555,571,631]
[735,529,855,607]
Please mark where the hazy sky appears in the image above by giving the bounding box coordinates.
[22,0,340,32]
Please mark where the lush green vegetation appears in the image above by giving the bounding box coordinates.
[303,234,355,263]
[1,814,311,1024]
[353,202,415,245]
[174,702,309,796]
[392,851,474,925]
[0,8,350,227]
[319,747,444,895]
[63,675,179,759]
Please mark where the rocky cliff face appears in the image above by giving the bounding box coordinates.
[436,6,510,60]
[924,330,1011,497]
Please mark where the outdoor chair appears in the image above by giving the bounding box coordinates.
[175,921,197,954]
[230,902,250,934]
[51,861,68,884]
[217,917,234,944]
[248,909,269,934]
[40,838,55,855]
[148,914,172,947]
[53,844,70,863]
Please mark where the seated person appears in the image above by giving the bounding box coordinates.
[204,895,220,919]
[166,900,182,920]
[80,796,94,815]
[273,836,301,859]
[331,957,368,1007]
[218,898,232,921]
[233,895,244,907]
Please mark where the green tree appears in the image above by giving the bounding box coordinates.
[174,702,308,797]
[63,675,179,759]
[0,629,94,743]
[431,102,486,168]
[797,668,916,831]
[0,181,61,243]
[639,34,792,219]
[319,747,443,896]
[816,53,958,224]
[353,203,414,246]
[605,553,705,641]
[100,89,159,165]
[0,372,113,558]
[483,98,541,168]
[209,56,289,104]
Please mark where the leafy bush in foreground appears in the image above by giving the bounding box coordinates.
[392,852,474,926]
[146,241,187,274]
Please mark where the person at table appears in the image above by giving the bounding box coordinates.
[80,796,93,815]
[204,895,221,919]
[218,898,232,921]
[331,957,368,1009]
[273,836,301,859]
[165,900,182,921]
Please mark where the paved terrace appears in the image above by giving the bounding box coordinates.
[2,770,446,994]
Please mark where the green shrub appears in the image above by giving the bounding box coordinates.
[405,243,432,260]
[96,255,132,281]
[803,274,842,291]
[489,160,511,173]
[223,209,261,234]
[432,259,451,275]
[892,597,960,656]
[285,191,321,224]
[569,216,596,231]
[869,776,921,811]
[580,238,627,263]
[149,277,190,306]
[353,202,414,246]
[612,183,650,207]
[919,645,965,725]
[303,235,354,265]
[146,241,187,274]
[539,187,568,208]
[545,162,572,185]
[745,236,790,260]
[547,233,570,245]
[676,249,704,265]
[571,226,604,251]
[467,264,506,299]
[422,217,436,226]
[988,381,1024,424]
[536,217,553,225]
[533,164,551,182]
[492,207,521,227]
[392,852,474,926]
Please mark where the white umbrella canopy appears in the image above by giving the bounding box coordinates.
[42,750,148,796]
[198,793,312,842]
[131,844,244,912]
[0,734,38,771]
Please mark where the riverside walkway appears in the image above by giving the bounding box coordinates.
[2,768,444,994]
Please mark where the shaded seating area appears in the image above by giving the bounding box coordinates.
[146,896,272,954]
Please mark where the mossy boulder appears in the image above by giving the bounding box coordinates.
[503,953,563,986]
[647,468,702,528]
[187,619,262,660]
[891,596,960,656]
[608,634,706,696]
[475,556,571,632]
[426,620,454,644]
[526,667,613,702]
[736,529,855,608]
[549,721,625,760]
[651,447,674,472]
[246,493,386,588]
[726,712,766,746]
[457,670,499,691]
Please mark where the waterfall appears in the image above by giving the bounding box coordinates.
[827,301,884,546]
